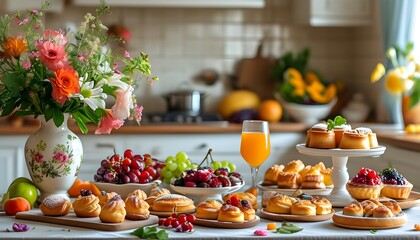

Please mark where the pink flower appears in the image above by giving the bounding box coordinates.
[43,29,67,46]
[113,62,121,74]
[112,86,133,120]
[131,104,143,122]
[18,18,29,26]
[124,50,130,58]
[34,152,43,163]
[36,41,68,71]
[28,51,39,59]
[95,110,124,134]
[31,10,39,15]
[23,61,31,70]
[52,150,68,164]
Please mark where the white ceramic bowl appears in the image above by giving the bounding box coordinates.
[170,182,245,204]
[94,180,161,199]
[279,97,337,125]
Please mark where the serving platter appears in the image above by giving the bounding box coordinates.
[194,216,260,229]
[16,209,159,231]
[259,209,334,222]
[332,211,407,229]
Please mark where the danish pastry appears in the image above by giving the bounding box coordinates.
[238,200,256,221]
[277,171,301,189]
[73,189,101,218]
[262,164,284,185]
[40,194,72,216]
[265,194,296,214]
[217,204,244,223]
[342,201,363,217]
[151,194,195,213]
[311,196,332,215]
[99,195,126,223]
[223,192,257,210]
[301,173,325,189]
[291,200,316,216]
[283,160,305,173]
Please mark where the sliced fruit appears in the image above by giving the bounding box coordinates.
[67,179,101,197]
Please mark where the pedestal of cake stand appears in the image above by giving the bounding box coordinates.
[296,144,386,207]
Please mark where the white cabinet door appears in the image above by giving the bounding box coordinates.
[0,136,28,194]
[294,0,372,26]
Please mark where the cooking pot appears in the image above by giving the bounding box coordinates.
[165,90,206,115]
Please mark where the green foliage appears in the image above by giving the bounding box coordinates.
[273,48,310,82]
[326,115,347,130]
[131,226,168,240]
[274,222,303,234]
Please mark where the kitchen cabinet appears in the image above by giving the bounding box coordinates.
[293,0,372,26]
[0,136,29,194]
[73,0,264,8]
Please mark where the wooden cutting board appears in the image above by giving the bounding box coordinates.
[16,209,159,231]
[235,42,276,100]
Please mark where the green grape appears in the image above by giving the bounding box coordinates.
[176,151,189,162]
[211,161,222,170]
[173,169,182,177]
[178,162,188,171]
[167,162,178,171]
[227,162,236,173]
[169,177,177,184]
[163,170,173,180]
[161,166,169,176]
[165,156,176,163]
[190,163,199,169]
[221,160,230,168]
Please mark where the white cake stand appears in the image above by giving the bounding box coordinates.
[296,144,386,207]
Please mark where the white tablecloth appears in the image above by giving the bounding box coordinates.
[1,207,420,240]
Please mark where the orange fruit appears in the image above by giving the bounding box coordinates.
[4,197,31,216]
[67,179,101,197]
[259,99,282,122]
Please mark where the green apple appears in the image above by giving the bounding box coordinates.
[7,177,33,192]
[8,181,38,207]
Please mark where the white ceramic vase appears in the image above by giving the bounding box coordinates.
[24,115,83,202]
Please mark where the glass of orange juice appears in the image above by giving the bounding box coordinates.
[240,120,270,194]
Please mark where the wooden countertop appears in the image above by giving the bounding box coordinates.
[2,121,419,152]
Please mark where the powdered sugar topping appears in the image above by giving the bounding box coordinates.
[42,194,68,208]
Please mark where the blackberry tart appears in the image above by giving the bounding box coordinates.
[380,167,413,199]
[346,168,383,199]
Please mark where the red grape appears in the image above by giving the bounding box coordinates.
[177,214,187,224]
[171,219,180,228]
[124,149,134,159]
[163,217,172,227]
[122,157,131,166]
[158,219,165,226]
[145,167,157,178]
[186,214,196,223]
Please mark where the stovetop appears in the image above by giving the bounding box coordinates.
[141,112,229,126]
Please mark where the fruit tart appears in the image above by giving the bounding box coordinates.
[379,167,413,199]
[346,168,383,199]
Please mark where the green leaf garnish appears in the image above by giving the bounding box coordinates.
[274,222,303,234]
[326,115,347,130]
[131,226,168,240]
[370,229,377,234]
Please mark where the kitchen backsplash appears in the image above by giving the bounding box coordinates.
[38,0,383,116]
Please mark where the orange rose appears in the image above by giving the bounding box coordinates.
[50,67,80,105]
[2,37,27,58]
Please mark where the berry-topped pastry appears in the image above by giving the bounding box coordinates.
[346,168,383,199]
[379,167,413,199]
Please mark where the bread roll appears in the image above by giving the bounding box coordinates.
[195,200,223,220]
[372,205,393,218]
[217,204,244,223]
[291,200,316,216]
[311,196,332,215]
[40,194,72,216]
[283,160,305,173]
[342,201,363,217]
[381,200,402,216]
[151,194,195,213]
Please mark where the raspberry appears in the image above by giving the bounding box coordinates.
[209,178,222,188]
[218,175,231,187]
[197,169,212,182]
[230,195,240,206]
[367,170,377,179]
[229,172,242,179]
[184,172,198,182]
[215,168,229,176]
[185,181,197,187]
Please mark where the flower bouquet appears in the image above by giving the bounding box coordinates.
[0,1,158,134]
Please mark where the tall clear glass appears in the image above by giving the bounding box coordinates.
[240,120,270,194]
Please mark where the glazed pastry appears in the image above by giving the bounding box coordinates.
[151,194,195,213]
[301,168,325,189]
[310,196,332,215]
[261,191,280,208]
[291,200,316,216]
[380,167,413,199]
[73,189,101,218]
[312,162,326,172]
[217,204,244,223]
[355,127,379,148]
[265,194,296,214]
[298,165,312,178]
[283,160,305,173]
[262,165,284,185]
[223,192,257,210]
[277,171,301,189]
[333,123,352,147]
[238,200,256,221]
[98,191,118,208]
[306,123,336,149]
[381,200,402,215]
[149,184,171,198]
[195,200,223,220]
[372,205,394,218]
[40,194,72,216]
[127,189,147,200]
[342,201,363,217]
[99,195,126,223]
[125,195,150,220]
[346,168,383,199]
[360,199,382,217]
[339,129,370,149]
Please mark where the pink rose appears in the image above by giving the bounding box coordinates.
[131,104,143,123]
[34,152,43,163]
[95,110,124,134]
[36,41,68,71]
[112,87,133,120]
[52,150,68,164]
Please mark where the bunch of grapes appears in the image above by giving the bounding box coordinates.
[158,212,196,232]
[160,152,198,184]
[94,149,165,184]
[210,160,236,173]
[173,167,243,188]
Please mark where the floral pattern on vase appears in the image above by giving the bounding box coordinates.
[25,115,83,202]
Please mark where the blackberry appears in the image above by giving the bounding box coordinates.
[173,177,185,186]
[80,189,92,196]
